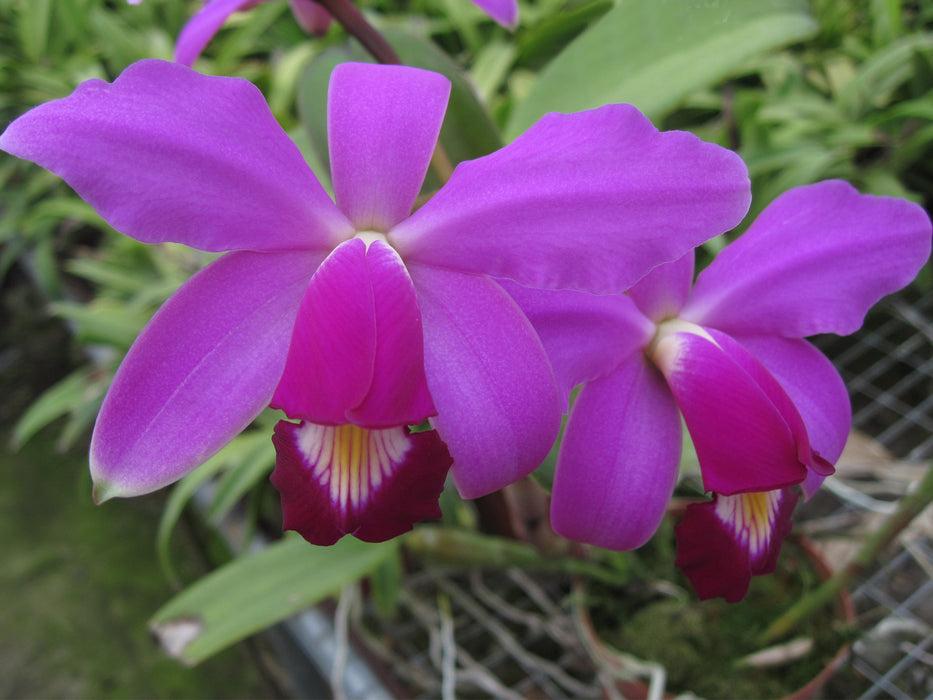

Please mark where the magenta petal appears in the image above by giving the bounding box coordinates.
[272,422,452,545]
[469,0,518,28]
[738,336,851,497]
[683,181,933,337]
[90,250,319,500]
[0,59,352,253]
[328,63,450,232]
[552,354,681,550]
[675,488,798,602]
[348,240,435,426]
[391,104,750,294]
[627,251,695,322]
[501,280,654,408]
[174,0,261,65]
[409,265,562,499]
[653,326,824,495]
[272,239,434,427]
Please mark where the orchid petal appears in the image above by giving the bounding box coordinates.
[272,422,451,545]
[675,488,798,602]
[174,0,263,66]
[469,0,518,28]
[409,265,562,499]
[390,105,750,295]
[627,250,695,323]
[552,354,681,550]
[501,280,654,408]
[328,63,451,232]
[90,250,320,501]
[0,60,352,253]
[738,336,851,498]
[272,239,434,427]
[288,0,332,35]
[682,181,933,337]
[653,325,829,495]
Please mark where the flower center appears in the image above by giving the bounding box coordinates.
[354,230,390,249]
[646,318,712,367]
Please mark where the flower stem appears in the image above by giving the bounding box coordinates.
[404,526,623,586]
[313,0,455,184]
[761,459,933,644]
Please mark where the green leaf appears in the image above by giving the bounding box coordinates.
[150,535,397,664]
[12,367,99,448]
[506,0,818,139]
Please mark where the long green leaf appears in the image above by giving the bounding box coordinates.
[506,0,818,138]
[150,535,396,664]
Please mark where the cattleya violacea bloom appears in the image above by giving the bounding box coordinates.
[507,181,931,601]
[0,59,752,545]
[128,0,518,66]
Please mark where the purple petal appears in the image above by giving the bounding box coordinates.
[90,250,320,500]
[501,280,654,408]
[174,0,263,66]
[272,421,452,545]
[551,354,681,550]
[627,250,695,322]
[653,325,828,495]
[390,105,750,295]
[682,181,933,337]
[409,264,562,499]
[468,0,518,28]
[288,0,332,35]
[272,238,434,427]
[738,336,851,497]
[675,488,798,602]
[329,63,450,232]
[0,59,352,253]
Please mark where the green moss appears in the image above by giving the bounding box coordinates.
[0,431,271,699]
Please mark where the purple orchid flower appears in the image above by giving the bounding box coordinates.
[131,0,518,66]
[507,180,931,600]
[0,59,750,545]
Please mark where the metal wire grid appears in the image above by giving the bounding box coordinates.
[848,539,933,700]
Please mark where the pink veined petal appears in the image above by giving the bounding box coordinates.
[328,63,451,232]
[287,0,332,35]
[551,354,682,550]
[468,0,518,28]
[501,280,655,409]
[652,325,825,495]
[174,0,265,66]
[0,60,352,253]
[90,249,321,501]
[390,104,750,295]
[272,422,452,545]
[408,264,562,499]
[682,180,933,337]
[272,238,434,427]
[738,336,851,498]
[627,250,695,323]
[675,488,798,602]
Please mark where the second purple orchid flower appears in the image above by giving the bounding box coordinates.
[0,59,751,547]
[508,180,931,601]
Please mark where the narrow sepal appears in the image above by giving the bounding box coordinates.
[271,421,452,545]
[675,488,798,602]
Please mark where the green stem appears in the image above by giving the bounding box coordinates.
[761,459,933,644]
[404,526,623,586]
